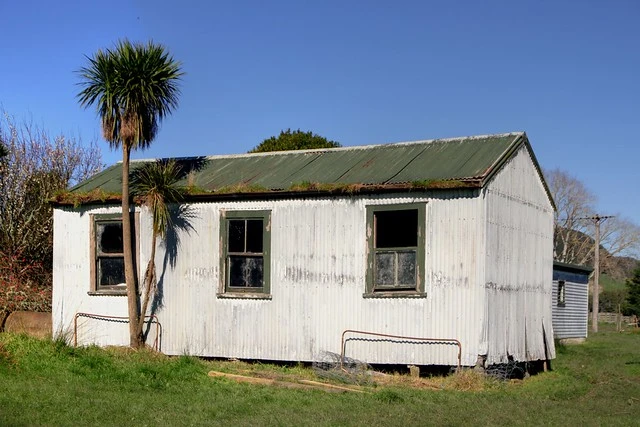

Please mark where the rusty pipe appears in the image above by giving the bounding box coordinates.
[340,329,462,371]
[73,312,162,351]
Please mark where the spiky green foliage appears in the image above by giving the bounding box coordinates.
[131,160,184,239]
[249,129,340,153]
[77,40,183,150]
[131,160,185,327]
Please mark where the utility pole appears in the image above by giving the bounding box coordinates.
[585,215,613,333]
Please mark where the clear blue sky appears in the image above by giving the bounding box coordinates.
[1,0,638,226]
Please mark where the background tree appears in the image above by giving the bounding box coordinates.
[78,40,183,348]
[0,110,102,315]
[249,129,340,153]
[546,168,596,265]
[0,142,7,158]
[131,160,184,333]
[545,168,640,279]
[626,269,640,318]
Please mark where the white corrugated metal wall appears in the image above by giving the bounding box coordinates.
[54,193,486,365]
[482,146,555,364]
[52,206,137,346]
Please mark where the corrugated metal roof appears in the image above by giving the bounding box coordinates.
[69,132,528,197]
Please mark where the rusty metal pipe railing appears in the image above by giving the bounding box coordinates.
[340,329,462,370]
[73,312,162,351]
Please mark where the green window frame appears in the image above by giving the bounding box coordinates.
[89,212,139,295]
[365,203,426,296]
[219,210,271,297]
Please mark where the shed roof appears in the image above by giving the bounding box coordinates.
[553,261,594,274]
[59,131,551,204]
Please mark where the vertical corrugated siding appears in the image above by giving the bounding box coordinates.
[54,193,485,366]
[52,146,553,366]
[551,281,588,339]
[482,147,555,364]
[155,194,484,366]
[52,206,132,346]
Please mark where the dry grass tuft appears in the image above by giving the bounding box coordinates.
[438,369,497,391]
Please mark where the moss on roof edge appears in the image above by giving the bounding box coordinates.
[51,179,482,207]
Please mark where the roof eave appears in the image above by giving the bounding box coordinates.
[50,180,483,207]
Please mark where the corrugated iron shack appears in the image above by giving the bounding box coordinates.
[52,132,556,367]
[552,262,592,342]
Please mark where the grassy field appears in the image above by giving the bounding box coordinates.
[1,325,639,426]
[600,273,628,291]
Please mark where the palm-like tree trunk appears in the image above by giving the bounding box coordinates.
[77,40,183,349]
[139,232,157,330]
[122,145,142,347]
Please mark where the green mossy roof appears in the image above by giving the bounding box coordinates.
[61,132,545,205]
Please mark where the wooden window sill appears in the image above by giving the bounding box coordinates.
[87,291,127,296]
[216,293,272,300]
[363,291,427,299]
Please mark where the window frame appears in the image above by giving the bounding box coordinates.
[89,212,139,296]
[365,203,426,297]
[218,210,271,299]
[557,280,566,306]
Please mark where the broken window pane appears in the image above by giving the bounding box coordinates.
[97,222,123,254]
[229,256,263,287]
[98,257,125,286]
[375,209,418,248]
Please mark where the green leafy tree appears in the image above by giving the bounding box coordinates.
[249,129,340,153]
[77,40,183,348]
[0,143,7,158]
[598,288,628,313]
[131,160,184,329]
[626,268,640,317]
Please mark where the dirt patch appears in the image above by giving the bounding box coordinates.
[3,311,51,338]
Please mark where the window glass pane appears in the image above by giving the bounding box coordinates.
[375,252,395,286]
[97,222,123,254]
[229,256,263,287]
[397,251,416,286]
[228,220,245,253]
[246,219,263,253]
[98,257,125,287]
[558,281,565,304]
[375,210,418,248]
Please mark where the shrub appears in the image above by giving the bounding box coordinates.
[0,251,52,315]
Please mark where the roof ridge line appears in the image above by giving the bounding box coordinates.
[124,131,525,162]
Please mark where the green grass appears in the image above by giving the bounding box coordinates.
[1,327,639,426]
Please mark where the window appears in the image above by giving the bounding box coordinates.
[366,204,426,296]
[89,213,138,294]
[220,210,271,296]
[557,280,566,306]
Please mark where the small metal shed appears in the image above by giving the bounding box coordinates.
[552,262,592,342]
